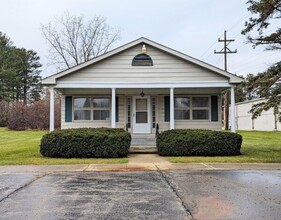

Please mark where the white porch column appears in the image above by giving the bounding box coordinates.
[170,87,174,130]
[230,86,236,133]
[49,87,55,131]
[111,88,116,128]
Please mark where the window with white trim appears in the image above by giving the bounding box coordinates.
[174,96,209,120]
[73,97,110,121]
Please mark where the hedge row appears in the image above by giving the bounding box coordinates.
[156,129,242,156]
[40,128,131,158]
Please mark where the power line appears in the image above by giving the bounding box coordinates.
[199,40,219,59]
[226,13,249,32]
[199,13,279,75]
[199,13,249,60]
[231,52,280,72]
[231,50,279,67]
[215,56,223,66]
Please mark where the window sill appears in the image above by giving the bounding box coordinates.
[174,119,210,122]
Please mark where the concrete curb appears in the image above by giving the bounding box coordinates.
[0,163,280,173]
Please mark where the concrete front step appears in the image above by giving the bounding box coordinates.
[129,146,158,154]
[130,146,157,150]
[131,141,156,146]
[129,149,158,154]
[131,134,157,147]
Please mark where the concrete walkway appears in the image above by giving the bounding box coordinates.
[0,154,280,172]
[128,153,169,164]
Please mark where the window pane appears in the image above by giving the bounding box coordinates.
[193,110,209,120]
[74,98,91,108]
[93,110,110,120]
[101,110,110,120]
[175,98,190,108]
[192,97,209,107]
[175,110,190,120]
[136,112,148,123]
[74,110,91,120]
[93,98,110,108]
[93,110,100,120]
[136,99,147,111]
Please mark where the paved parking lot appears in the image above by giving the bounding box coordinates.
[0,170,280,220]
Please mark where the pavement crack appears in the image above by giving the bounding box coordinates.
[0,173,50,203]
[155,165,195,220]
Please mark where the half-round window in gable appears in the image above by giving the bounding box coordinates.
[132,45,153,66]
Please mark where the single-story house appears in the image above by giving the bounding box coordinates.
[230,98,281,131]
[42,37,242,144]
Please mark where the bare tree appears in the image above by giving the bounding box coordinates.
[41,12,121,70]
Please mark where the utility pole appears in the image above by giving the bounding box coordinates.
[214,30,237,130]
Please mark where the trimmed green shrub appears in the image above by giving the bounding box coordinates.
[40,128,131,158]
[157,129,242,156]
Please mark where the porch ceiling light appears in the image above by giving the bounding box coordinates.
[140,90,145,97]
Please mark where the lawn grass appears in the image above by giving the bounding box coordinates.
[0,127,128,165]
[168,130,281,163]
[1,128,281,165]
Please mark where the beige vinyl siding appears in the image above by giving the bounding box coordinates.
[157,95,222,132]
[61,95,126,130]
[58,44,227,83]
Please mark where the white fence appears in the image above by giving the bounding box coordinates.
[230,98,281,131]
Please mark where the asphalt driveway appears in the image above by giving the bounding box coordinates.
[0,170,280,220]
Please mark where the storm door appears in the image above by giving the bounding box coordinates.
[132,96,151,133]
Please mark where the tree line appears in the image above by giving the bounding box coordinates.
[0,13,120,130]
[0,32,46,128]
[0,32,42,104]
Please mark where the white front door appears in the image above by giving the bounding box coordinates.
[133,96,151,133]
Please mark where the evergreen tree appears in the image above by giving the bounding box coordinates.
[0,32,42,103]
[249,62,281,119]
[0,32,43,127]
[242,0,281,120]
[0,32,18,102]
[16,48,42,104]
[242,0,281,50]
[235,74,259,102]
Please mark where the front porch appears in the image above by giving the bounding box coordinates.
[48,86,237,140]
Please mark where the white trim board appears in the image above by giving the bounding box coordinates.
[55,81,234,89]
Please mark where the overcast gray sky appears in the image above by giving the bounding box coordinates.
[0,0,280,78]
